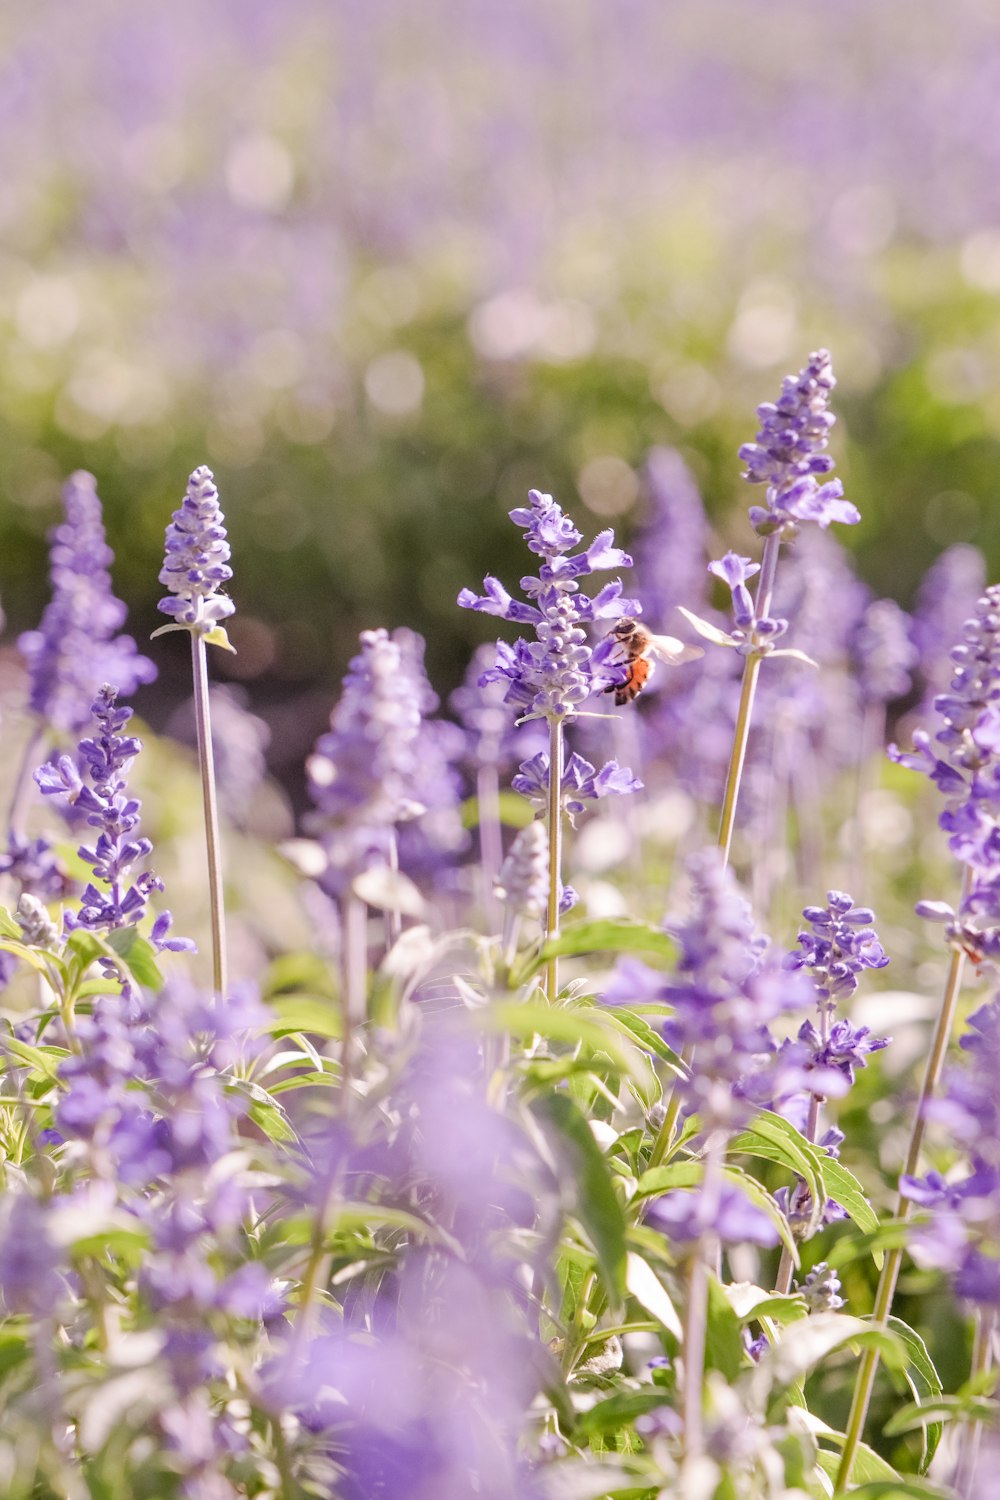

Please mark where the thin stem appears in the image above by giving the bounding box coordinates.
[6,723,45,839]
[954,1307,995,1498]
[190,632,227,996]
[545,716,564,1002]
[477,762,503,930]
[681,1129,727,1461]
[835,938,967,1493]
[340,894,367,1107]
[385,830,402,948]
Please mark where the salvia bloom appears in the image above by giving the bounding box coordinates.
[738,350,860,535]
[904,995,1000,1310]
[458,487,639,722]
[307,627,425,895]
[912,542,988,719]
[494,820,548,921]
[787,891,890,1002]
[606,850,812,1128]
[18,470,156,733]
[34,685,189,949]
[511,749,642,826]
[852,597,918,706]
[890,583,1000,962]
[157,465,235,634]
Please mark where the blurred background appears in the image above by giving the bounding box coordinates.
[2,0,1000,793]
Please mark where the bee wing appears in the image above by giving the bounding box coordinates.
[649,634,705,666]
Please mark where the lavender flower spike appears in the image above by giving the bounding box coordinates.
[739,350,860,536]
[18,470,156,734]
[155,466,236,645]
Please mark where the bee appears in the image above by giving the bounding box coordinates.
[603,617,704,705]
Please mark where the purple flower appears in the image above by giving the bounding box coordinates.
[18,470,156,733]
[494,821,548,920]
[738,350,860,535]
[647,1181,780,1248]
[890,583,1000,961]
[852,597,918,706]
[605,850,812,1128]
[306,627,425,896]
[708,552,760,630]
[786,890,890,1002]
[34,685,188,950]
[458,488,639,723]
[156,466,235,634]
[511,750,642,825]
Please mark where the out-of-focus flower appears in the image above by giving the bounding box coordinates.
[646,1181,780,1247]
[156,466,235,636]
[890,583,1000,964]
[852,597,918,706]
[306,627,425,897]
[912,543,988,718]
[167,684,271,825]
[605,850,812,1128]
[494,821,548,921]
[18,470,155,733]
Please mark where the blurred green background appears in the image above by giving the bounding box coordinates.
[2,0,999,785]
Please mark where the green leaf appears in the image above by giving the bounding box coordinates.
[732,1110,882,1265]
[204,625,236,652]
[103,928,164,990]
[625,1252,683,1337]
[484,1000,645,1081]
[0,907,21,940]
[522,920,676,976]
[531,1091,627,1307]
[268,995,342,1039]
[705,1272,746,1381]
[756,1313,905,1397]
[0,1033,67,1083]
[575,1389,672,1438]
[263,950,336,1001]
[599,1010,685,1076]
[0,938,63,981]
[883,1394,998,1438]
[885,1315,944,1471]
[731,1111,826,1217]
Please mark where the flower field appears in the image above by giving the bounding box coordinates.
[2,5,1000,1498]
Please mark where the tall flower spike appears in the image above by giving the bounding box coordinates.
[155,466,236,643]
[153,465,235,995]
[738,350,860,536]
[18,470,156,734]
[458,487,639,724]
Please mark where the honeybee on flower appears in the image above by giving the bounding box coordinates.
[603,616,703,705]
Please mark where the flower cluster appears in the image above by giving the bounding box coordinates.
[18,471,155,733]
[156,465,235,635]
[737,349,860,536]
[607,850,812,1129]
[891,583,1000,963]
[306,627,425,896]
[458,487,639,722]
[904,995,1000,1309]
[34,685,189,949]
[511,750,642,825]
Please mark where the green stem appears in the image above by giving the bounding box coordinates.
[835,939,967,1492]
[340,893,367,1107]
[954,1307,995,1498]
[545,716,564,1002]
[681,1130,726,1461]
[190,632,227,996]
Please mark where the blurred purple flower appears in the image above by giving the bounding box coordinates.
[647,1181,779,1247]
[306,627,425,896]
[18,470,156,733]
[852,597,918,706]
